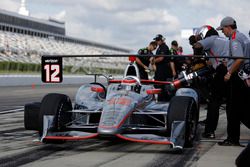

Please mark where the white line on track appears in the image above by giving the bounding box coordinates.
[0,108,24,114]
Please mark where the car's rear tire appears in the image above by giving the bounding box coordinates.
[39,93,72,143]
[24,102,41,130]
[167,96,199,147]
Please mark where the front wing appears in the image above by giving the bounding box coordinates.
[41,115,186,149]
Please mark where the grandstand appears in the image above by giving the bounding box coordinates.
[0,8,131,72]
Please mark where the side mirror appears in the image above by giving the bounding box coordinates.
[146,89,161,102]
[146,89,161,95]
[91,86,105,93]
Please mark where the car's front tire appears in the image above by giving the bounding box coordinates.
[167,96,199,147]
[39,93,72,143]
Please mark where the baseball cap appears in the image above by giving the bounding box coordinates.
[153,34,165,41]
[171,40,178,46]
[216,16,236,30]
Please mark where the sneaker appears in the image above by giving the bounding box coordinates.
[202,132,215,139]
[218,139,244,147]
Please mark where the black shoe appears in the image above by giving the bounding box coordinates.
[218,139,244,147]
[198,119,206,126]
[202,132,215,139]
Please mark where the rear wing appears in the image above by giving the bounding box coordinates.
[41,54,250,83]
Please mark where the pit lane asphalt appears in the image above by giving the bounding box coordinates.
[0,85,229,167]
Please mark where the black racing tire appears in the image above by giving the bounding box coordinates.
[235,142,250,167]
[24,102,41,130]
[167,96,199,147]
[39,93,72,143]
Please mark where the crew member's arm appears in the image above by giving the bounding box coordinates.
[154,56,164,63]
[154,46,167,63]
[136,57,148,69]
[170,61,176,77]
[193,37,213,55]
[224,38,245,81]
[136,49,148,70]
[193,38,214,68]
[224,59,244,81]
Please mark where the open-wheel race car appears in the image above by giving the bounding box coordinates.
[24,57,212,150]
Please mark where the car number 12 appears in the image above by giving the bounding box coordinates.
[44,64,60,82]
[41,56,63,83]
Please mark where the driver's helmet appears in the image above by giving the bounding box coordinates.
[195,25,213,39]
[238,62,250,87]
[121,76,141,92]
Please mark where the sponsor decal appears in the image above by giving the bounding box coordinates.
[232,42,238,50]
[107,97,132,106]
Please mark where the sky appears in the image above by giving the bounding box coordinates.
[0,0,249,53]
